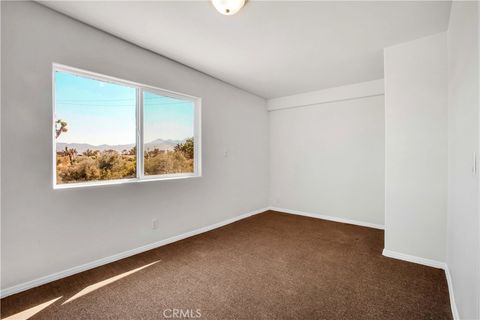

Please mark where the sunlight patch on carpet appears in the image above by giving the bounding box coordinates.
[3,296,62,320]
[63,261,159,304]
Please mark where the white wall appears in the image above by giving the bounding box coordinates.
[269,92,385,226]
[0,1,269,290]
[446,1,480,319]
[384,33,448,262]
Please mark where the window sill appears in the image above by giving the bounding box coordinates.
[53,173,201,190]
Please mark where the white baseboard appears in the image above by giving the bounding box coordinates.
[382,249,445,269]
[0,207,269,299]
[268,206,385,230]
[444,265,460,320]
[1,205,459,320]
[3,206,381,298]
[382,249,459,319]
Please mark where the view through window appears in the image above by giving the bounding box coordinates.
[54,66,200,187]
[143,91,195,176]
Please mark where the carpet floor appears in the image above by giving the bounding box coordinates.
[1,211,452,320]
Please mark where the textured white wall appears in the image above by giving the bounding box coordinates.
[0,1,269,290]
[384,33,448,262]
[269,95,385,226]
[446,1,480,319]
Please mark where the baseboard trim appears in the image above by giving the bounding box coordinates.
[444,264,460,320]
[0,207,269,299]
[382,249,445,269]
[268,207,385,230]
[382,249,459,319]
[2,204,457,320]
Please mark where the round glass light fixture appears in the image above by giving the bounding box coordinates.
[211,0,246,15]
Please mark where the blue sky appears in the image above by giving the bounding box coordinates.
[55,71,194,146]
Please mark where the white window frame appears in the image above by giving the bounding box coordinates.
[52,63,202,189]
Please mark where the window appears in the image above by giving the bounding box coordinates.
[53,64,201,188]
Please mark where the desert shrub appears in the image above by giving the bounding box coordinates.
[174,138,194,160]
[97,152,135,179]
[144,151,193,175]
[56,151,136,184]
[56,147,193,184]
[59,157,100,182]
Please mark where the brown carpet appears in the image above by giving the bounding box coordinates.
[1,211,452,320]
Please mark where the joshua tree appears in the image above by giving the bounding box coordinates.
[83,149,96,157]
[63,147,77,165]
[55,120,68,138]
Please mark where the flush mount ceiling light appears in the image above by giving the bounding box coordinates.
[211,0,246,15]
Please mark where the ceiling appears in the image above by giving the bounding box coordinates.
[40,1,451,99]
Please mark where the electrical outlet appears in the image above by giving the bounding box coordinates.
[152,218,159,230]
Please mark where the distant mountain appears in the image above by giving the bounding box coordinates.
[145,138,182,151]
[56,142,134,153]
[56,138,182,153]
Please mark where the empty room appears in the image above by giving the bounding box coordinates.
[1,0,479,319]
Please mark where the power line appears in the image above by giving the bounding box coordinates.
[56,97,190,102]
[56,102,193,107]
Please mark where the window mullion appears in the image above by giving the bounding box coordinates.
[136,87,144,180]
